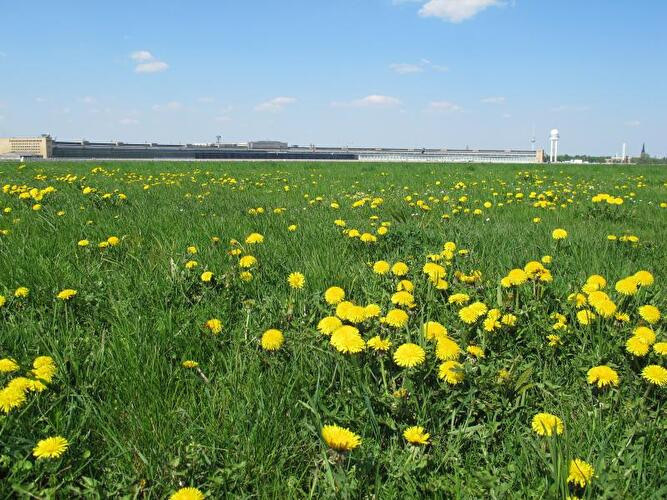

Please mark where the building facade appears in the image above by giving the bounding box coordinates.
[0,136,53,158]
[0,136,544,163]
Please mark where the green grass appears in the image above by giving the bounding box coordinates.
[0,160,666,498]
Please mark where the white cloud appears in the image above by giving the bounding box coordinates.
[131,50,169,73]
[502,112,512,118]
[418,0,502,23]
[625,120,640,127]
[389,63,423,74]
[427,100,462,112]
[135,61,169,73]
[389,60,448,74]
[551,104,590,112]
[0,51,6,57]
[332,95,402,108]
[152,101,183,111]
[481,96,505,104]
[119,118,139,125]
[197,97,215,103]
[254,96,296,112]
[131,50,154,62]
[35,97,47,103]
[79,96,96,104]
[214,116,232,122]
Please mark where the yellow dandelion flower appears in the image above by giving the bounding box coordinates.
[507,268,528,286]
[287,272,305,289]
[466,345,485,358]
[367,336,392,352]
[393,343,426,368]
[403,426,430,445]
[586,365,619,388]
[435,337,461,361]
[653,342,667,355]
[200,271,214,283]
[448,293,470,305]
[239,255,257,268]
[641,365,667,386]
[567,459,594,488]
[422,321,448,342]
[626,335,649,357]
[185,260,198,269]
[321,424,361,452]
[531,412,564,436]
[391,291,415,308]
[632,270,653,286]
[363,303,382,319]
[182,360,199,368]
[438,360,465,385]
[56,289,77,301]
[317,316,342,336]
[204,318,223,335]
[0,358,20,373]
[261,329,284,351]
[633,326,656,345]
[391,262,409,276]
[615,277,639,296]
[324,286,345,305]
[397,279,414,292]
[383,308,409,328]
[0,386,27,413]
[245,233,264,244]
[33,436,69,460]
[638,305,660,324]
[107,236,120,246]
[552,228,568,240]
[576,309,596,325]
[373,260,390,274]
[186,246,198,254]
[170,487,205,500]
[547,334,561,347]
[14,287,29,298]
[330,326,365,354]
[77,239,90,247]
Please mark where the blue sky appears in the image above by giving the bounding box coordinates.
[1,0,665,156]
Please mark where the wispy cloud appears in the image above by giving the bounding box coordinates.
[389,63,423,74]
[389,59,448,74]
[331,95,402,108]
[624,120,641,127]
[35,97,47,103]
[197,97,215,103]
[254,96,296,112]
[551,104,590,112]
[427,100,462,112]
[152,101,183,111]
[417,0,503,23]
[131,50,169,73]
[79,96,96,104]
[481,96,505,104]
[119,118,139,125]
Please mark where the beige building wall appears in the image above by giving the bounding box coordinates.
[535,149,544,163]
[0,136,52,158]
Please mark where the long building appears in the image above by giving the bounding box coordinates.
[0,135,544,163]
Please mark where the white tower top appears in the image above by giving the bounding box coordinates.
[549,129,559,163]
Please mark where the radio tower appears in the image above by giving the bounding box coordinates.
[530,125,536,151]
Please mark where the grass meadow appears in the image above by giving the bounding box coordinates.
[1,160,666,499]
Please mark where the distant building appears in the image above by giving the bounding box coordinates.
[0,136,545,163]
[248,141,288,150]
[0,135,52,158]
